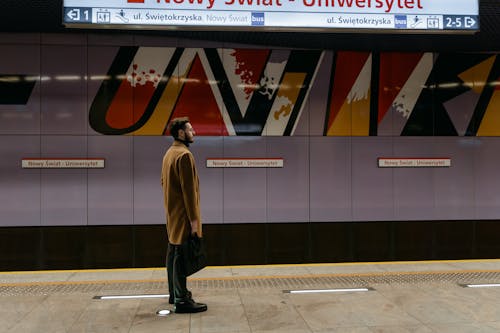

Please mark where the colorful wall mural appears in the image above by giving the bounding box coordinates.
[86,47,500,137]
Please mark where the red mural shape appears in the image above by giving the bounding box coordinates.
[105,63,160,130]
[327,51,370,130]
[378,53,424,123]
[230,49,270,98]
[169,54,229,136]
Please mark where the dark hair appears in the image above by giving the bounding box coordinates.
[169,117,190,139]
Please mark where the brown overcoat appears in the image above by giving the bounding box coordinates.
[161,140,202,245]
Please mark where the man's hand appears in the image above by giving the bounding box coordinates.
[190,220,198,236]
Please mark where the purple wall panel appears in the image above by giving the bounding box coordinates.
[41,45,87,135]
[87,34,135,46]
[266,137,309,222]
[41,34,87,46]
[474,138,500,219]
[392,137,436,220]
[222,137,267,223]
[309,137,352,222]
[132,36,179,47]
[433,138,475,220]
[0,136,41,226]
[0,45,41,135]
[87,136,133,225]
[191,137,224,224]
[132,136,166,225]
[40,136,88,226]
[351,137,395,221]
[0,34,40,44]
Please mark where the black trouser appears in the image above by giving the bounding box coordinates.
[166,243,188,303]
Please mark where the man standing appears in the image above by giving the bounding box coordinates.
[161,117,207,313]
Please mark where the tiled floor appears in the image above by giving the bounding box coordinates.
[2,260,500,332]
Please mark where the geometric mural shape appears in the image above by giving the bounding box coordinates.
[458,56,495,94]
[477,89,500,136]
[105,47,176,130]
[378,53,424,124]
[169,53,229,136]
[444,90,480,136]
[219,49,270,117]
[326,52,371,136]
[447,56,496,136]
[378,53,433,136]
[263,72,307,135]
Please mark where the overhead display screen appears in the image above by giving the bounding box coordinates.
[63,0,479,32]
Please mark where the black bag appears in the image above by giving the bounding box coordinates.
[180,235,207,276]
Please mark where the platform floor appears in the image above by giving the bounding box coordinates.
[2,260,500,332]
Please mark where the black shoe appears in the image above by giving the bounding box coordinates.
[174,299,207,313]
[169,290,192,304]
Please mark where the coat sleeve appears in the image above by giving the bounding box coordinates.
[178,152,201,224]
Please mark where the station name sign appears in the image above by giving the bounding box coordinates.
[206,158,284,168]
[22,158,105,169]
[63,0,478,32]
[377,157,451,168]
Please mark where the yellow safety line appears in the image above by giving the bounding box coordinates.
[0,279,167,287]
[2,268,500,288]
[0,267,165,275]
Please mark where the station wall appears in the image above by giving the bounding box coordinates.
[1,33,500,228]
[2,33,500,269]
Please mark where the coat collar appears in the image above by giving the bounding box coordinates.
[172,140,190,149]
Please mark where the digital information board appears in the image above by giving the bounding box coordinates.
[63,0,479,32]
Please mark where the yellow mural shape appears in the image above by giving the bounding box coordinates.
[275,72,305,118]
[131,76,183,135]
[264,72,306,135]
[326,97,370,136]
[477,90,500,136]
[327,55,372,136]
[458,56,496,94]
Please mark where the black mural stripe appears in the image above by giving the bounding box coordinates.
[88,46,139,135]
[401,89,436,136]
[465,55,500,136]
[402,53,465,136]
[323,52,337,136]
[369,52,380,136]
[242,51,279,136]
[203,48,243,131]
[283,50,323,136]
[0,75,36,105]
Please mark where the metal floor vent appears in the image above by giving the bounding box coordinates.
[1,270,500,296]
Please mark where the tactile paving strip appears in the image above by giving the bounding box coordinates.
[1,270,500,296]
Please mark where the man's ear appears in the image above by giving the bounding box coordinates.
[178,129,185,140]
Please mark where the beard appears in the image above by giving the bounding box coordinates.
[176,135,194,147]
